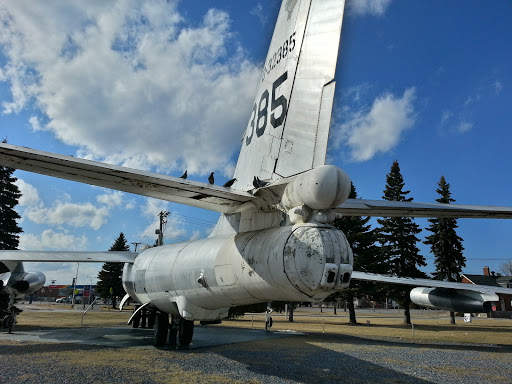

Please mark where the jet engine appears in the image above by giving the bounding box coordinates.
[7,272,46,294]
[410,287,498,313]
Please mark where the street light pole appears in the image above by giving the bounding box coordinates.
[87,276,93,305]
[71,262,79,308]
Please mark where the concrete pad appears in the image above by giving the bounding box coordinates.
[0,325,300,349]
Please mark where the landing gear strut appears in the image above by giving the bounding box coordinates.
[131,305,156,329]
[2,314,15,334]
[1,292,18,334]
[169,315,194,347]
[150,311,194,347]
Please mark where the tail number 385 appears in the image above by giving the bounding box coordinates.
[245,71,288,146]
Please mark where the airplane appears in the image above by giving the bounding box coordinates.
[1,0,512,345]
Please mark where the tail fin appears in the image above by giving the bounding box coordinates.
[233,0,346,190]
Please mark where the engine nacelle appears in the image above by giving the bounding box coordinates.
[410,287,498,313]
[8,272,46,294]
[281,165,351,211]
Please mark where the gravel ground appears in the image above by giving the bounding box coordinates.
[1,332,511,384]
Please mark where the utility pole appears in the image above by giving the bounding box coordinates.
[155,211,169,246]
[71,262,79,309]
[131,242,143,252]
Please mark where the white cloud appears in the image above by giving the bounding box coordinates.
[439,109,473,135]
[23,261,102,286]
[25,202,110,230]
[494,80,503,95]
[457,121,473,133]
[15,180,124,230]
[14,179,40,206]
[0,1,260,176]
[334,87,416,162]
[441,110,453,126]
[96,191,124,208]
[28,116,42,131]
[141,198,169,219]
[188,230,202,241]
[250,4,268,25]
[19,229,88,251]
[347,0,393,17]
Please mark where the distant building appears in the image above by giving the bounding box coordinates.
[30,284,97,303]
[461,266,512,312]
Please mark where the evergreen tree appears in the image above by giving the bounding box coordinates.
[0,140,23,250]
[0,139,23,316]
[96,233,130,308]
[377,160,426,324]
[330,183,380,324]
[424,176,465,324]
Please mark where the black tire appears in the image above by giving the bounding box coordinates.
[178,318,194,346]
[148,311,156,329]
[153,312,169,347]
[132,311,141,328]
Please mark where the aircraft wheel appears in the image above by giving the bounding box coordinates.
[153,312,169,347]
[178,318,194,346]
[132,311,141,328]
[148,310,156,329]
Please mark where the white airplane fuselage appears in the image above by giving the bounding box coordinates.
[123,165,354,321]
[123,222,353,320]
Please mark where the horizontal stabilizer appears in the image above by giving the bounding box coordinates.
[0,251,138,263]
[337,199,512,219]
[0,143,254,213]
[352,271,512,295]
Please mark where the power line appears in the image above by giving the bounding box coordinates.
[139,217,159,242]
[168,212,216,227]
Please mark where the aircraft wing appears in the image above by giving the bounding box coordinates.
[0,143,255,214]
[352,271,512,295]
[0,251,138,263]
[337,199,512,219]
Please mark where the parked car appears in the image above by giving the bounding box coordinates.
[56,297,70,303]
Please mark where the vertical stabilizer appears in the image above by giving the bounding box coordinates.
[233,0,346,191]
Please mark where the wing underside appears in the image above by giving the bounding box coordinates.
[337,198,512,219]
[0,251,138,263]
[352,271,512,295]
[0,143,254,214]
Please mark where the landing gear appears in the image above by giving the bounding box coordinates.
[178,318,194,346]
[131,305,155,329]
[132,310,141,328]
[153,311,169,347]
[170,315,194,347]
[1,292,18,334]
[148,310,194,347]
[2,314,15,334]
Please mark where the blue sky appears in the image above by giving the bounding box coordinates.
[0,0,511,285]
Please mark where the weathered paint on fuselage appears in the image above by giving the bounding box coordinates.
[123,223,353,321]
